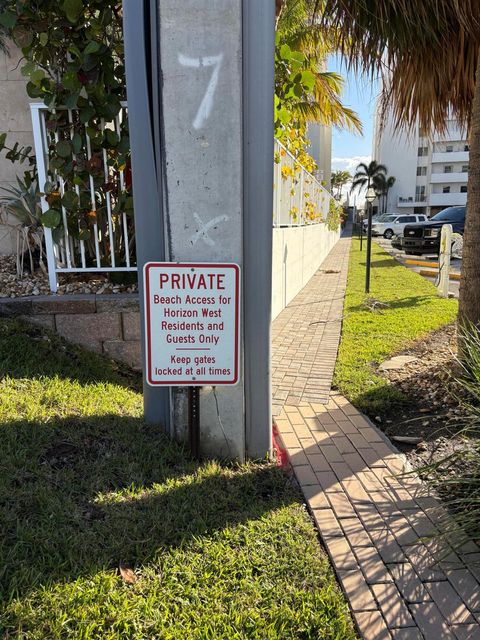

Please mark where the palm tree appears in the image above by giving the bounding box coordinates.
[383,176,396,214]
[331,169,351,199]
[350,161,387,201]
[314,0,480,327]
[373,172,387,214]
[276,0,362,133]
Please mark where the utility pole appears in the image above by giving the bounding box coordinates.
[123,0,275,460]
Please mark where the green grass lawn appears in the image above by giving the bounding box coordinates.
[334,238,458,415]
[0,319,356,640]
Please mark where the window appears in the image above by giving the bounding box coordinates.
[443,186,451,193]
[431,206,465,222]
[416,166,427,176]
[461,185,468,193]
[464,144,470,152]
[417,147,428,157]
[415,186,426,201]
[414,207,426,215]
[444,166,452,173]
[462,165,469,172]
[397,216,415,223]
[417,215,426,221]
[446,145,453,152]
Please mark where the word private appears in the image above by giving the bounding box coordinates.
[144,262,240,385]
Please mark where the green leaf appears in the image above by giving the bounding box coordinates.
[62,71,81,92]
[290,51,305,65]
[79,105,95,123]
[293,83,303,98]
[279,44,291,60]
[26,82,42,99]
[301,70,316,92]
[43,181,55,195]
[61,191,78,209]
[104,129,119,147]
[78,228,91,241]
[277,108,291,125]
[41,209,61,228]
[21,61,35,77]
[39,32,48,47]
[71,133,82,154]
[30,69,45,86]
[0,133,6,151]
[62,0,83,23]
[56,140,72,158]
[0,11,17,29]
[64,93,79,109]
[84,41,100,55]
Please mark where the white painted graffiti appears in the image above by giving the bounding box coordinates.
[190,212,229,247]
[178,53,223,129]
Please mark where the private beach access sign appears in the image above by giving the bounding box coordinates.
[144,263,240,386]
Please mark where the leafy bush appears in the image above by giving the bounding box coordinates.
[0,1,134,269]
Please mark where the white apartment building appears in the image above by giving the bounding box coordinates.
[373,107,469,217]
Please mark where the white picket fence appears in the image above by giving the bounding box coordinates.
[31,103,135,292]
[273,140,332,227]
[31,105,335,291]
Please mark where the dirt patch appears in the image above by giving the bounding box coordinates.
[372,324,478,470]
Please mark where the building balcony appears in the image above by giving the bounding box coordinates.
[431,151,469,163]
[397,196,427,207]
[430,172,468,184]
[429,192,467,207]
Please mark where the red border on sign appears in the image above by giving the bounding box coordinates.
[144,262,240,386]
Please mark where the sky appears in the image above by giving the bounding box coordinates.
[328,55,379,185]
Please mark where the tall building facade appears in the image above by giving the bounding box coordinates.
[373,106,469,216]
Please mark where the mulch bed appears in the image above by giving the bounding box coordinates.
[372,324,478,470]
[0,254,138,297]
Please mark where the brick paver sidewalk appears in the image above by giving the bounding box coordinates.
[271,228,352,415]
[272,229,480,639]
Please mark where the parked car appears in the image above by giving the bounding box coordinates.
[362,212,396,232]
[371,214,428,239]
[402,206,466,255]
[391,234,403,250]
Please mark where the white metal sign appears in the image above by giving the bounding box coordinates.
[144,262,240,386]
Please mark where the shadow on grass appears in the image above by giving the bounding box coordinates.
[0,413,294,602]
[0,318,141,390]
[356,257,400,269]
[347,295,434,314]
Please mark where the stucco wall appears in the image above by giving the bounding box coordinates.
[272,223,340,320]
[0,45,33,255]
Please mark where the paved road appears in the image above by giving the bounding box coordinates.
[375,237,461,298]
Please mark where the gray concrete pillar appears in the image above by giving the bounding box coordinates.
[124,0,274,460]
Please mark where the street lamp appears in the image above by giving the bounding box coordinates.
[365,187,376,294]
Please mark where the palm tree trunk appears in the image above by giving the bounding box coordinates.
[459,56,480,329]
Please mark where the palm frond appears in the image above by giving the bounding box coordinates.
[318,0,480,133]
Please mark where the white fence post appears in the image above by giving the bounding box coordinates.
[31,104,58,292]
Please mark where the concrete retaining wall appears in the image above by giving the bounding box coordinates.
[0,294,142,370]
[1,224,340,369]
[272,224,340,319]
